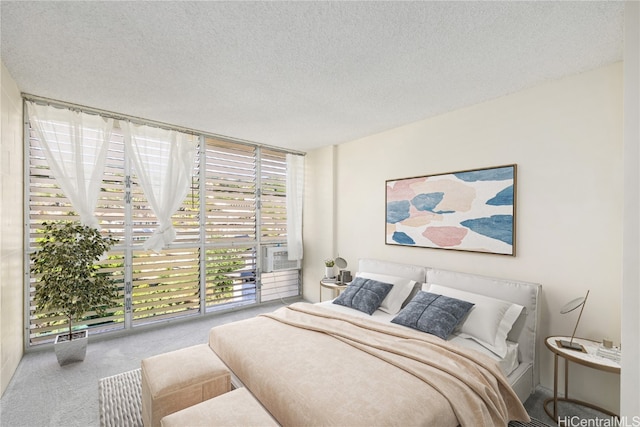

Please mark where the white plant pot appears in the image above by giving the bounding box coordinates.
[54,330,88,366]
[325,266,335,278]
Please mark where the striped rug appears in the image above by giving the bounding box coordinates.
[509,419,553,427]
[98,368,551,427]
[98,368,143,427]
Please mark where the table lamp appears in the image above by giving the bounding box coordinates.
[557,290,589,352]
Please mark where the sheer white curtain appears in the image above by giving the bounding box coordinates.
[27,101,113,229]
[120,122,198,252]
[286,154,304,261]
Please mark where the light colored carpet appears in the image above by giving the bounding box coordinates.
[98,368,552,427]
[0,299,294,427]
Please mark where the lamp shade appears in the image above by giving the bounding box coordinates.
[560,296,586,314]
[557,290,589,352]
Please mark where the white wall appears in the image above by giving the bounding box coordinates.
[1,61,24,396]
[621,0,640,418]
[302,145,338,302]
[303,63,624,412]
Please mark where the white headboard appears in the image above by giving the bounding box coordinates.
[357,258,541,400]
[425,268,541,384]
[357,258,426,283]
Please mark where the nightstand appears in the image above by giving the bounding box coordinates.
[319,279,348,302]
[543,336,620,422]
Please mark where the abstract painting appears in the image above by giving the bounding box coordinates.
[386,165,516,255]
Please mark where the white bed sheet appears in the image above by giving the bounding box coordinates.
[449,333,519,377]
[317,300,519,377]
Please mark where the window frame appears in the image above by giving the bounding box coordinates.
[23,97,303,347]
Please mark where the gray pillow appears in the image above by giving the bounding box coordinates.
[391,291,474,339]
[333,277,393,315]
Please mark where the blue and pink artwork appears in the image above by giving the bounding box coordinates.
[386,165,516,255]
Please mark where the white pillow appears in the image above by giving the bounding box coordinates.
[425,284,524,358]
[357,272,416,315]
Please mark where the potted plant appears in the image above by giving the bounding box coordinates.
[324,258,335,279]
[30,221,119,365]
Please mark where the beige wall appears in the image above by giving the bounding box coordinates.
[622,0,640,417]
[302,145,337,302]
[303,63,624,412]
[1,62,24,396]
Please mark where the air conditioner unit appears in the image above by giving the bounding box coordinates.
[263,246,301,272]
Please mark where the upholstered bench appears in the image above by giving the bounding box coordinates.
[141,344,231,427]
[160,387,279,427]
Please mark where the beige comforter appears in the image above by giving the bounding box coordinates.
[209,302,529,427]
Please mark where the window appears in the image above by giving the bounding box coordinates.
[26,101,302,345]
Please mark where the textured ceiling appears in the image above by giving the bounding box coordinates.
[1,1,624,152]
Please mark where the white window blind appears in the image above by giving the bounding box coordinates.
[131,248,201,324]
[260,148,288,243]
[26,101,301,346]
[27,132,126,343]
[205,246,257,310]
[205,138,256,242]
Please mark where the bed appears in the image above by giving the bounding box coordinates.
[208,258,541,426]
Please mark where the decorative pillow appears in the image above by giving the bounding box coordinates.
[333,277,393,315]
[391,291,474,340]
[356,272,416,315]
[426,284,524,357]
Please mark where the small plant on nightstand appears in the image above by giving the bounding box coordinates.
[324,258,335,278]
